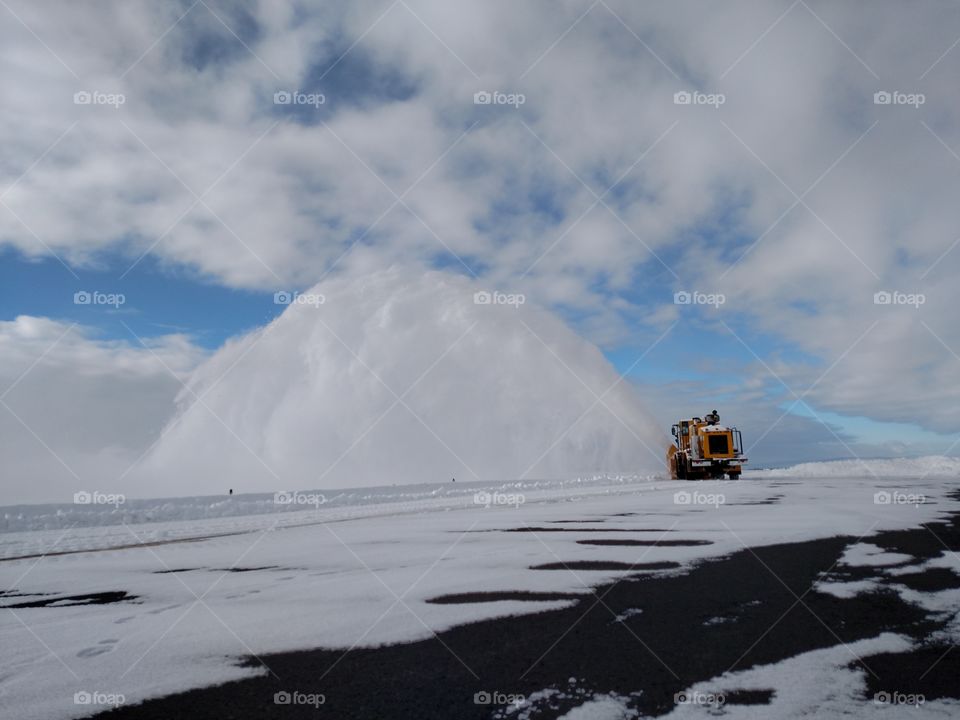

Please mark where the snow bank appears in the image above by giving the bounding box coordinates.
[755,455,960,478]
[0,475,651,535]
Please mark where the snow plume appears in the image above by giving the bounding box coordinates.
[137,268,664,497]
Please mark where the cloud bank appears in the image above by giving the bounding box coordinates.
[0,316,202,504]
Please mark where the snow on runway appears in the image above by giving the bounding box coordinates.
[1,468,959,720]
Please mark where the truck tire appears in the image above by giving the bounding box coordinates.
[676,454,687,480]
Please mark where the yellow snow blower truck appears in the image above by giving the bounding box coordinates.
[668,410,746,480]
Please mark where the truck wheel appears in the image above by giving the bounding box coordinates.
[728,472,740,480]
[676,455,687,480]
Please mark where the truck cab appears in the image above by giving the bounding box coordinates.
[668,411,747,480]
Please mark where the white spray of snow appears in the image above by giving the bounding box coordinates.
[134,267,665,498]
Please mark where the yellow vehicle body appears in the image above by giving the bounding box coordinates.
[668,412,746,480]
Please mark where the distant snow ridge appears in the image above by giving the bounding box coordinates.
[759,455,960,478]
[0,476,653,533]
[138,267,665,497]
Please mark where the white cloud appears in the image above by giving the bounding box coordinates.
[0,317,205,504]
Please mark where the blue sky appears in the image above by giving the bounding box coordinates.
[0,250,281,348]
